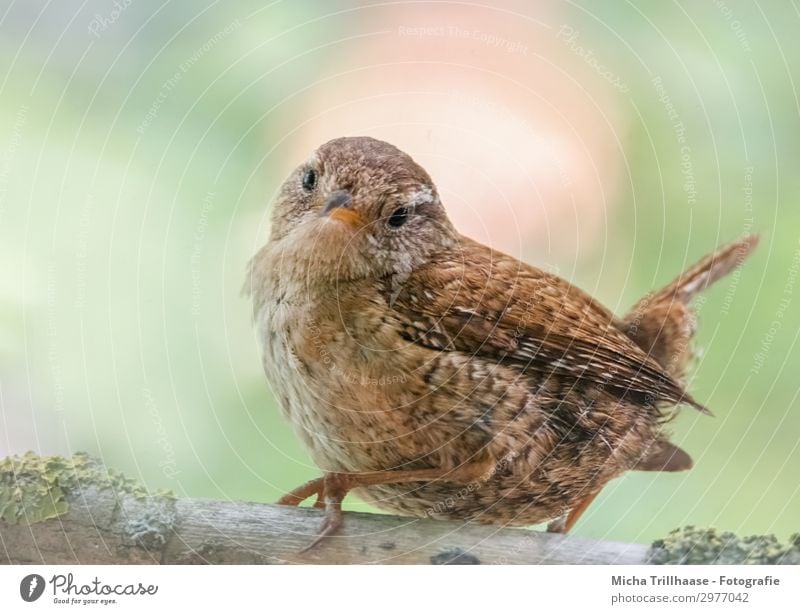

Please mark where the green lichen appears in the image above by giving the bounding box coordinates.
[124,504,177,549]
[0,452,172,525]
[650,526,800,565]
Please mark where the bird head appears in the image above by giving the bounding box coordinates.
[268,137,458,283]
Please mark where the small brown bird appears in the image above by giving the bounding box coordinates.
[246,136,758,548]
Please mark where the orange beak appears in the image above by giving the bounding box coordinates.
[328,207,364,229]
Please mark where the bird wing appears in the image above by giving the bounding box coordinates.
[386,237,707,413]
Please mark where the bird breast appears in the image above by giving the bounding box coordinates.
[256,280,425,473]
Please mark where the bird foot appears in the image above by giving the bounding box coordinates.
[277,472,358,553]
[278,461,496,552]
[298,472,352,553]
[277,477,326,508]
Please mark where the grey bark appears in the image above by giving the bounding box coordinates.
[0,489,649,564]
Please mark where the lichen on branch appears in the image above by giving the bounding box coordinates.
[0,451,171,525]
[649,526,800,564]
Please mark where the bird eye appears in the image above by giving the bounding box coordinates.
[302,168,317,192]
[387,206,409,228]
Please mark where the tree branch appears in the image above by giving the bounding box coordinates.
[1,488,649,564]
[4,454,796,564]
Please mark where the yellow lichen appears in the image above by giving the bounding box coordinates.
[650,526,800,564]
[0,452,171,525]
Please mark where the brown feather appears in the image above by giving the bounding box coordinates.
[634,440,693,472]
[386,236,709,415]
[654,234,760,303]
[622,234,760,379]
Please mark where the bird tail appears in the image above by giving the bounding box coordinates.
[618,235,760,461]
[650,234,760,304]
[634,439,694,472]
[621,234,760,407]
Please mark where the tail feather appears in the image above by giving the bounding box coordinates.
[621,234,759,412]
[634,439,693,472]
[653,234,760,303]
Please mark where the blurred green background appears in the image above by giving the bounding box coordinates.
[1,1,798,546]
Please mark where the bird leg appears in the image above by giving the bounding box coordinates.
[546,490,600,533]
[281,460,496,552]
[277,477,326,507]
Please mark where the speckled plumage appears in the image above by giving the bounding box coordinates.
[246,136,758,535]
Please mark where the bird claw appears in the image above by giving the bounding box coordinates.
[277,477,325,506]
[281,473,351,553]
[298,503,344,554]
[281,465,492,552]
